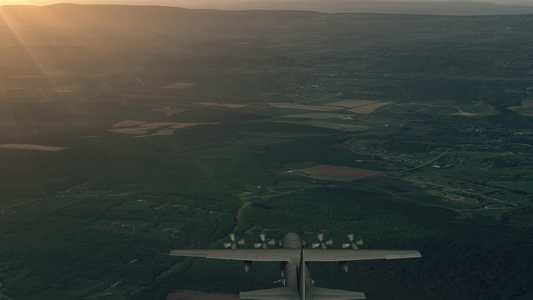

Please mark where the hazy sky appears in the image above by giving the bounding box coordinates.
[2,0,533,10]
[3,0,533,6]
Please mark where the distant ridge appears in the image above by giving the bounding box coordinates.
[164,0,533,15]
[12,0,533,16]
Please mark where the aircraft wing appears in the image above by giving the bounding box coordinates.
[239,287,296,300]
[169,249,300,262]
[308,287,366,299]
[170,249,420,262]
[304,249,421,262]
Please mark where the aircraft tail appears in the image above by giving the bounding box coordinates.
[239,287,296,300]
[308,286,366,299]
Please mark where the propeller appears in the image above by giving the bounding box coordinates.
[312,233,333,249]
[342,234,363,250]
[254,233,276,249]
[224,233,245,249]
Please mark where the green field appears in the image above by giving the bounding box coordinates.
[0,4,532,300]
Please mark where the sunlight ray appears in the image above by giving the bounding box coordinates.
[0,4,118,127]
[0,6,60,97]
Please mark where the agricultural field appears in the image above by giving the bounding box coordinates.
[0,4,532,300]
[509,100,533,116]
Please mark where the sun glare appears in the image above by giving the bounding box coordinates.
[1,1,53,6]
[0,0,108,107]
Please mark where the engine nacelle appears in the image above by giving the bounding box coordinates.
[244,261,252,272]
[339,261,348,273]
[280,261,287,277]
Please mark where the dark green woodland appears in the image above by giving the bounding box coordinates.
[0,4,532,299]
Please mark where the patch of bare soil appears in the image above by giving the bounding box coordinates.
[299,164,384,181]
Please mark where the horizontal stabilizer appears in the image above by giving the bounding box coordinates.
[239,287,295,300]
[309,287,366,299]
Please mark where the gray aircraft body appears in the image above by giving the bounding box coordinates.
[169,232,421,299]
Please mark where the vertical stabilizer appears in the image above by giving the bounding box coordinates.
[299,247,306,299]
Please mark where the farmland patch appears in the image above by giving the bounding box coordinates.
[349,102,393,114]
[0,144,66,151]
[90,220,151,235]
[268,103,343,112]
[109,121,210,136]
[112,120,147,127]
[299,164,384,181]
[278,121,370,132]
[488,181,533,194]
[239,131,323,138]
[282,113,355,119]
[196,102,248,109]
[137,128,175,137]
[508,100,533,116]
[151,107,185,116]
[231,137,290,145]
[327,100,380,108]
[164,82,196,89]
[109,127,151,135]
